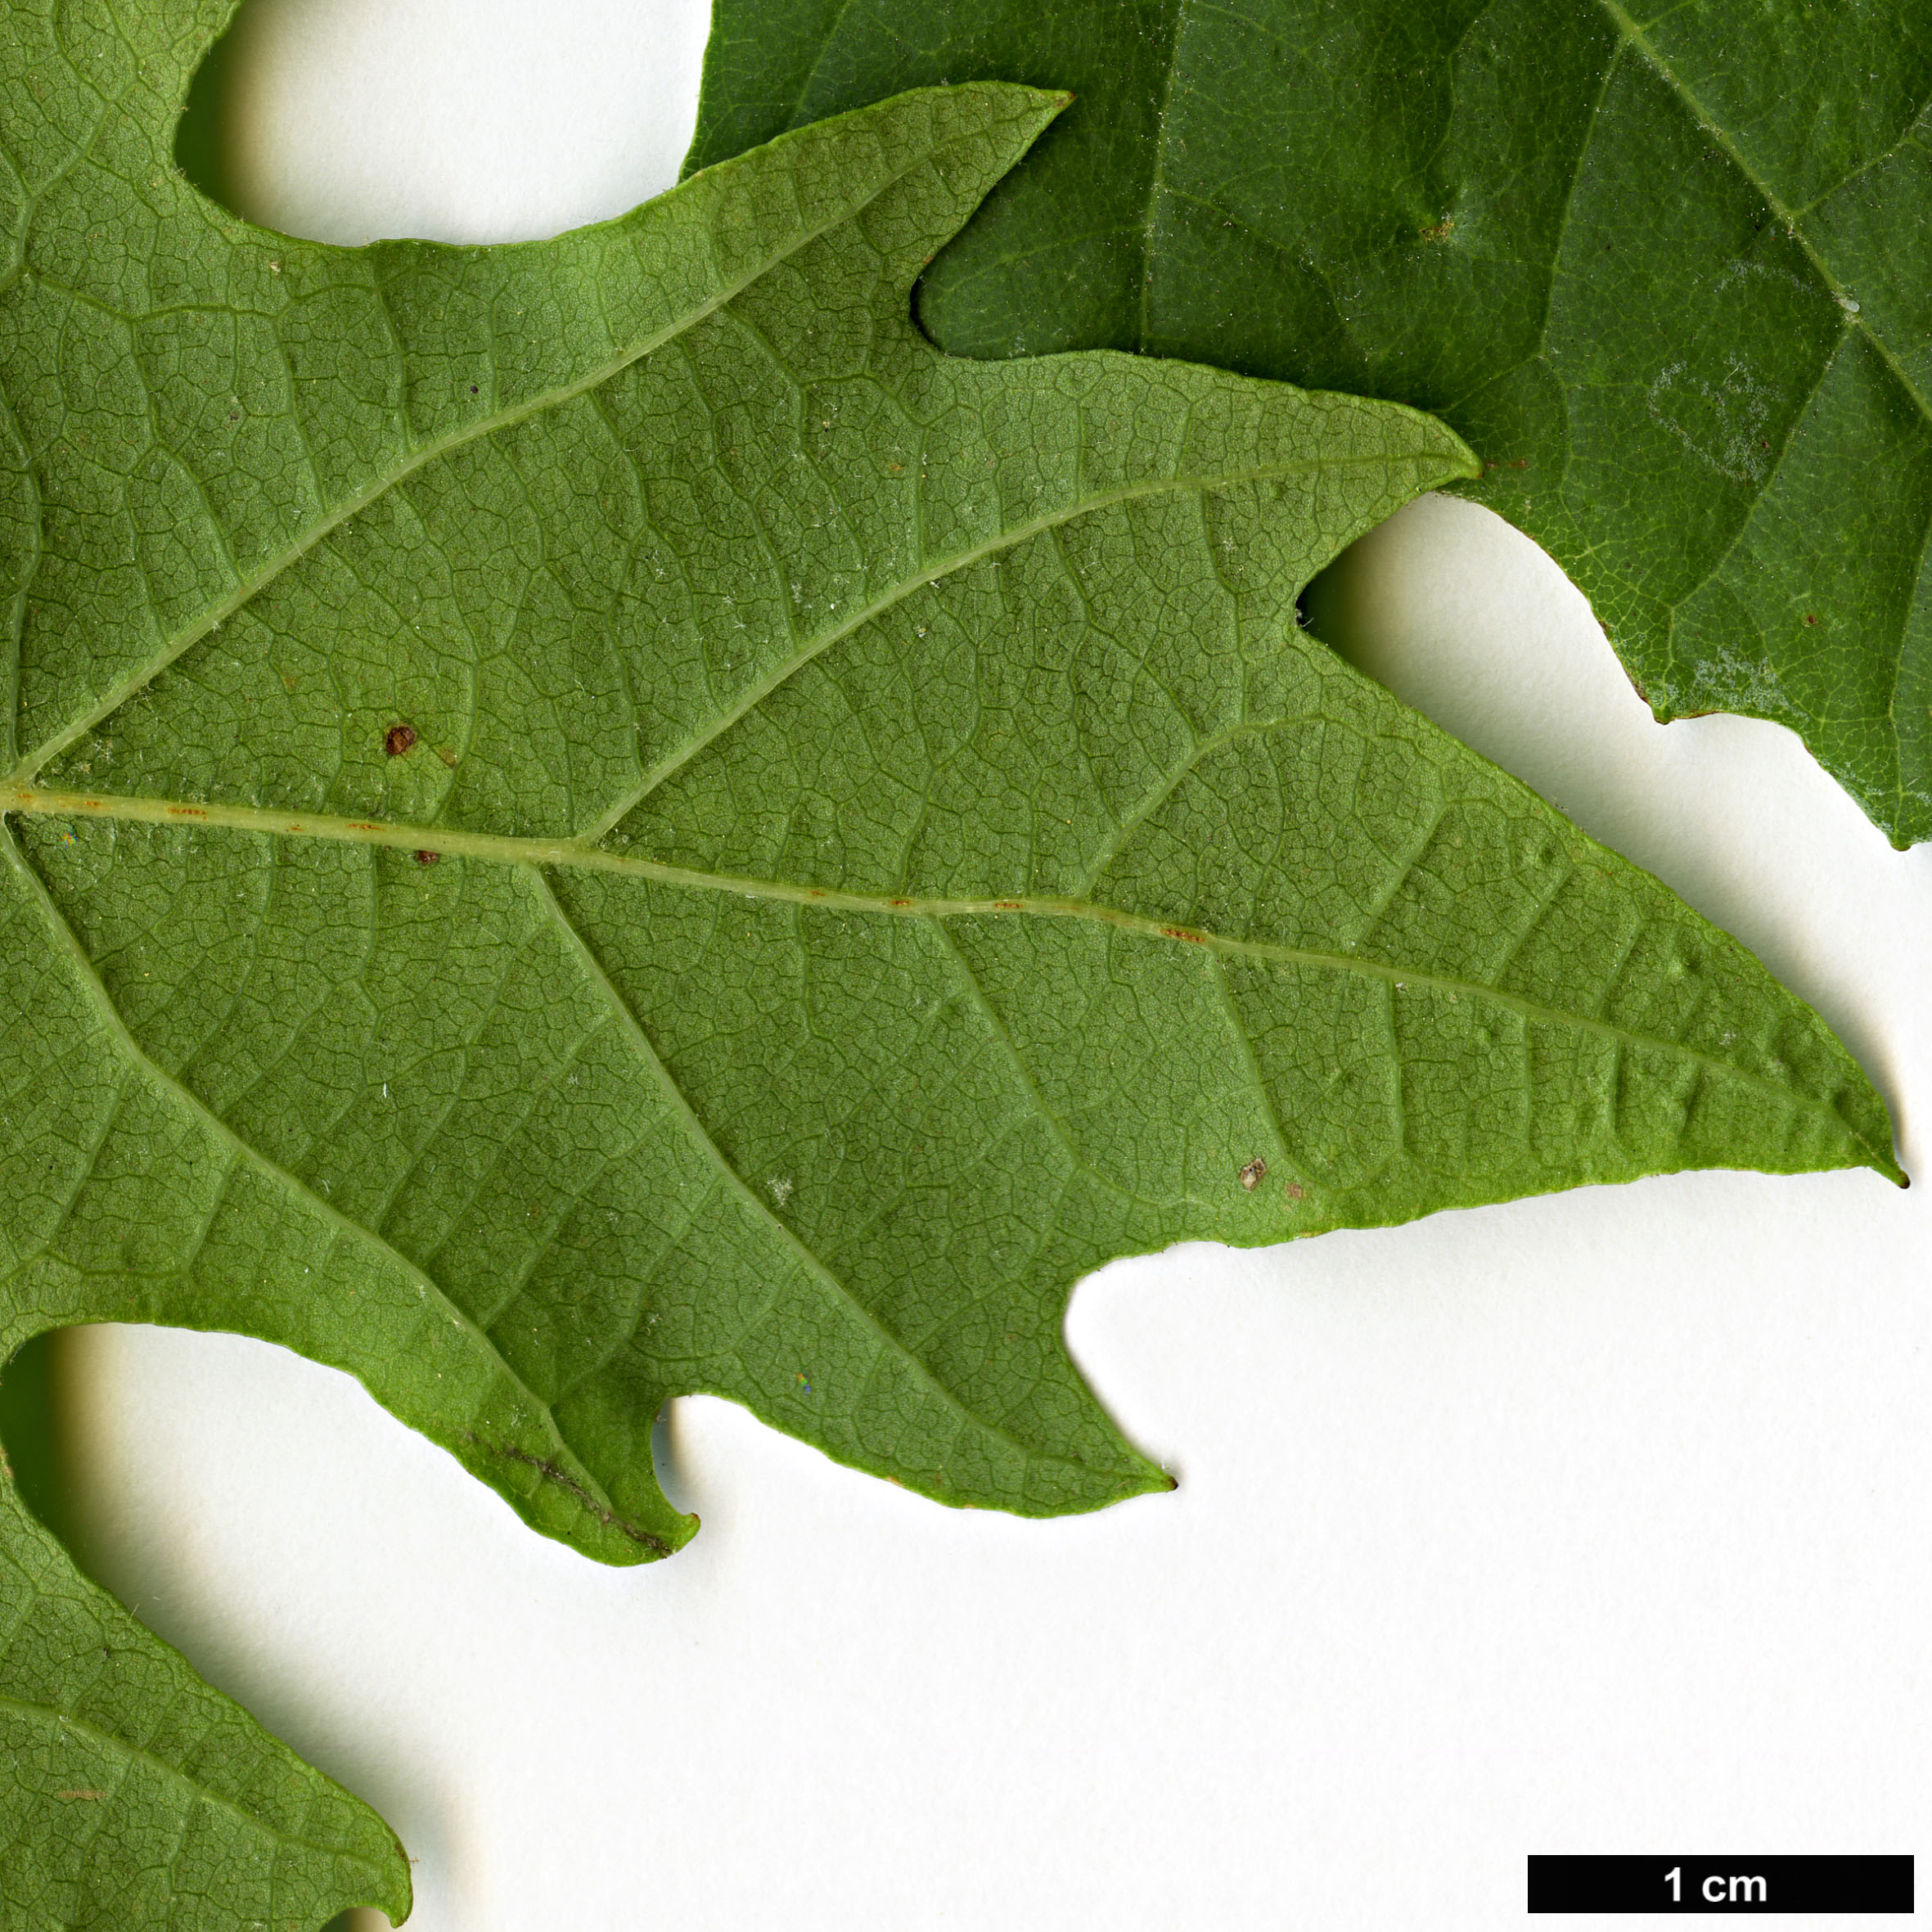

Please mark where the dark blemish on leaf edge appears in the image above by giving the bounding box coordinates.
[462,1431,680,1554]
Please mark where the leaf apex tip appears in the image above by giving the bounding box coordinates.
[1866,1147,1909,1188]
[1866,1139,1910,1189]
[657,1509,701,1556]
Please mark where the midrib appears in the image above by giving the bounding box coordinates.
[5,781,1874,1150]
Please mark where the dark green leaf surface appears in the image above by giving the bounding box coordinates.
[0,5,1903,1922]
[687,0,1932,847]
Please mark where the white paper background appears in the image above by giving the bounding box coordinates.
[46,5,1931,1926]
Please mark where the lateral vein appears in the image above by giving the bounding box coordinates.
[6,138,954,789]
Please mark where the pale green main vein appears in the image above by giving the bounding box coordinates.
[4,785,1887,1164]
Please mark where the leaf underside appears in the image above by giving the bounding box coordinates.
[688,0,1932,847]
[0,3,1904,1925]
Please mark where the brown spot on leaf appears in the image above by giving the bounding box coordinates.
[1804,613,1819,625]
[384,722,418,757]
[56,1790,104,1802]
[435,745,459,768]
[414,849,440,866]
[460,1432,676,1555]
[1284,1180,1307,1203]
[1239,1157,1267,1191]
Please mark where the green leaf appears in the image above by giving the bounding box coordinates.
[0,1468,412,1930]
[687,0,1932,848]
[0,4,1903,1921]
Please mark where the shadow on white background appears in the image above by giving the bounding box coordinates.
[47,2,1930,1927]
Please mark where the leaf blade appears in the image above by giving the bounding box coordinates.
[3,60,1899,1532]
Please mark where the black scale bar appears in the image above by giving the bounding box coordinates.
[1529,1856,1913,1913]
